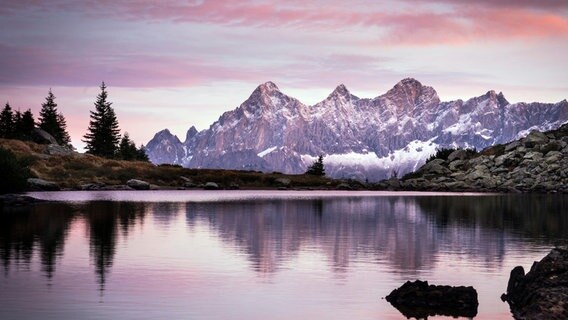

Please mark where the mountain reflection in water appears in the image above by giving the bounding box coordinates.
[0,192,566,319]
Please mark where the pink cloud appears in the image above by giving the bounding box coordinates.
[2,1,567,45]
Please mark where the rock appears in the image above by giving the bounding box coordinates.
[336,183,353,190]
[386,280,478,319]
[46,144,75,156]
[228,183,240,190]
[126,179,150,190]
[204,182,219,190]
[30,128,58,145]
[419,159,451,175]
[523,151,543,160]
[0,194,46,208]
[27,178,60,191]
[542,141,562,154]
[545,151,563,163]
[448,160,465,171]
[447,149,469,162]
[502,247,568,320]
[524,130,549,148]
[274,178,291,187]
[505,140,521,152]
[81,183,105,191]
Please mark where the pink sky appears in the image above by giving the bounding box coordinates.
[1,0,567,150]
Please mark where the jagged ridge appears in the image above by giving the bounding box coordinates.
[146,79,568,181]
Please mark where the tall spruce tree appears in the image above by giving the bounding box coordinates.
[0,103,14,138]
[39,89,71,146]
[83,82,121,158]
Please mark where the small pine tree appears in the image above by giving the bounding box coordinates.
[83,82,121,158]
[118,132,138,160]
[0,103,14,138]
[306,155,325,176]
[136,144,149,162]
[14,109,35,140]
[39,89,72,146]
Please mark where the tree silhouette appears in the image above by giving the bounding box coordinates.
[14,109,35,140]
[38,90,71,146]
[306,155,325,176]
[83,82,121,158]
[0,103,14,138]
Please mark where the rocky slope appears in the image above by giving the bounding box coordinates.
[146,79,568,181]
[382,123,568,193]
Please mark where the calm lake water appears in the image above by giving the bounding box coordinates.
[1,191,567,320]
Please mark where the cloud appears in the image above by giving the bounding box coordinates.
[2,1,567,46]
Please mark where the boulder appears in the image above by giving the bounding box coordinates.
[274,178,291,187]
[46,144,75,156]
[524,130,549,148]
[336,183,353,190]
[386,280,478,319]
[448,149,469,162]
[204,182,220,190]
[502,247,568,320]
[419,159,450,175]
[126,179,150,190]
[31,128,58,145]
[505,141,521,152]
[27,178,60,191]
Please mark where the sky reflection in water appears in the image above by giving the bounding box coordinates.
[1,191,567,319]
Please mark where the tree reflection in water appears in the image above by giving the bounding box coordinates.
[0,194,566,294]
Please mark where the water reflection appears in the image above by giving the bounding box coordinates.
[1,193,567,291]
[83,202,147,292]
[0,203,75,279]
[184,195,568,276]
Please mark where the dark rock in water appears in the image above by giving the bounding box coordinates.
[386,280,478,319]
[502,247,568,320]
[0,194,46,208]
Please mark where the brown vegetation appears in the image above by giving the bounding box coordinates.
[0,139,337,190]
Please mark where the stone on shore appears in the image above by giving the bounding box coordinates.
[27,178,60,191]
[204,182,220,190]
[126,179,150,190]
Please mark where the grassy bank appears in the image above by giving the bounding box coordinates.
[0,139,341,190]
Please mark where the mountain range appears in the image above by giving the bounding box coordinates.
[146,78,568,180]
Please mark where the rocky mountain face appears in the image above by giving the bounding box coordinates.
[146,79,568,180]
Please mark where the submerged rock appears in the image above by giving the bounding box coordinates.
[386,280,478,318]
[502,247,568,320]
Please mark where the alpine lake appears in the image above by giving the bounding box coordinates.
[1,190,566,319]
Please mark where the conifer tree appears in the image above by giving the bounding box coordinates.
[137,145,149,162]
[118,132,138,160]
[39,89,72,146]
[83,82,121,158]
[0,103,14,138]
[306,155,325,176]
[14,109,35,140]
